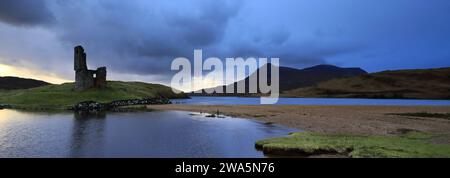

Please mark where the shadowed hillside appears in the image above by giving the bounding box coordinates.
[194,64,367,95]
[283,67,450,99]
[0,76,51,90]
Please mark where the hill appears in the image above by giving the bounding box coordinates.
[193,64,367,95]
[0,81,188,110]
[278,64,367,91]
[0,76,51,90]
[283,67,450,99]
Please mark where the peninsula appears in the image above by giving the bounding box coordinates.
[0,46,188,110]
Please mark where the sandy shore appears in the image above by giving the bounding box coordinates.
[147,105,450,135]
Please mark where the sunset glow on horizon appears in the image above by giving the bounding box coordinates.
[0,63,71,84]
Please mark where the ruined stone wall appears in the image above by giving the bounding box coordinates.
[74,45,107,91]
[94,67,107,89]
[75,70,94,91]
[74,46,87,71]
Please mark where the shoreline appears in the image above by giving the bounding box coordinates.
[147,104,450,136]
[187,95,450,100]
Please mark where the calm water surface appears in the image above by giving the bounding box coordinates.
[0,109,297,158]
[172,96,450,106]
[3,96,447,157]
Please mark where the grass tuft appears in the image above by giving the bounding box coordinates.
[255,132,450,158]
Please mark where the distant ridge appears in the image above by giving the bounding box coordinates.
[283,67,450,99]
[0,76,51,90]
[193,64,367,95]
[278,64,367,91]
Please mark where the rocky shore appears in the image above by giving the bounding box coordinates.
[0,104,12,110]
[69,98,171,112]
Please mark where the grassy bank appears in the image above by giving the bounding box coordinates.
[255,132,450,158]
[0,81,188,110]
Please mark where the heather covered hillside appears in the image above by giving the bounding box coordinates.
[283,67,450,99]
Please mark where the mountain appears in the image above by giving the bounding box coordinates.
[277,64,367,91]
[0,76,51,90]
[283,67,450,99]
[193,64,367,95]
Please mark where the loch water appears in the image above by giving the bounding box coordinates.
[0,109,297,158]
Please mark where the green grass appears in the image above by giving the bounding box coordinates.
[390,112,450,120]
[255,132,450,158]
[0,81,187,110]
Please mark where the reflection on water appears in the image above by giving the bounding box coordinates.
[71,111,106,157]
[0,109,297,158]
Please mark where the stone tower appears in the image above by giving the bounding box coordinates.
[74,45,107,91]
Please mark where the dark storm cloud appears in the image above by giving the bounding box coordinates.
[165,2,240,47]
[1,0,450,84]
[48,0,241,75]
[0,0,54,26]
[0,0,360,80]
[267,31,291,46]
[226,29,358,67]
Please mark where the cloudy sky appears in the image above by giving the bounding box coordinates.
[0,0,449,87]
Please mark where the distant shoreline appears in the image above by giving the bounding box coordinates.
[187,94,450,100]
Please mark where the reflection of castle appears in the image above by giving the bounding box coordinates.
[74,46,107,91]
[70,111,106,157]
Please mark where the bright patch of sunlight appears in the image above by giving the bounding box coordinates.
[0,63,70,84]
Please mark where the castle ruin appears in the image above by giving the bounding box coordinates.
[74,46,107,91]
